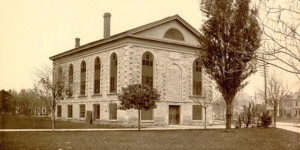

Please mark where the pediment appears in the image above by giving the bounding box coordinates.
[132,19,200,46]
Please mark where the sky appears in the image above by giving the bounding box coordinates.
[0,0,299,98]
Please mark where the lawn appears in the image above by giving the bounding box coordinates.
[0,115,119,129]
[0,128,299,150]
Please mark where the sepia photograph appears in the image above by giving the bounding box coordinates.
[0,0,299,149]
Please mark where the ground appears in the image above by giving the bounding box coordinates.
[0,128,299,150]
[0,115,299,149]
[0,115,119,129]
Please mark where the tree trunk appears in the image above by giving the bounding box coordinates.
[52,103,55,131]
[226,102,232,131]
[273,105,277,127]
[138,109,141,131]
[204,107,207,130]
[52,110,55,131]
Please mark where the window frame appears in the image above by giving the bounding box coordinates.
[67,105,73,118]
[80,61,86,96]
[193,59,203,96]
[192,105,203,120]
[79,104,85,118]
[109,53,118,93]
[163,28,185,41]
[109,103,117,120]
[68,64,74,97]
[57,105,62,118]
[93,104,100,120]
[141,109,154,121]
[94,57,101,94]
[141,51,154,88]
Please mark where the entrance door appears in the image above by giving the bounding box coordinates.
[169,105,180,125]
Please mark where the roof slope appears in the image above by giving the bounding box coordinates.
[50,14,201,60]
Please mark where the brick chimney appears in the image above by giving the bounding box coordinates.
[103,12,111,38]
[75,38,80,48]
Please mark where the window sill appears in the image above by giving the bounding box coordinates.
[92,94,102,97]
[192,120,203,122]
[66,97,75,99]
[78,95,87,98]
[79,118,85,120]
[107,93,117,96]
[141,120,154,123]
[67,117,73,119]
[108,119,117,122]
[189,95,205,98]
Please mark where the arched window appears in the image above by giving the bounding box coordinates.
[80,60,86,96]
[68,64,73,97]
[142,52,153,88]
[94,57,101,94]
[193,59,202,95]
[57,66,63,98]
[141,52,154,120]
[163,28,184,41]
[110,53,117,93]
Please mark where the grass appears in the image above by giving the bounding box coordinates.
[0,128,299,150]
[0,115,120,129]
[277,117,300,124]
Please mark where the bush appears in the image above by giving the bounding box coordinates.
[260,111,272,128]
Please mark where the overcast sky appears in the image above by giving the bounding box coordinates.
[0,0,299,98]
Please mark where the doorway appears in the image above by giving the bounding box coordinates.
[169,105,180,125]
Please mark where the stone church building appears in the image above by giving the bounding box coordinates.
[50,13,213,126]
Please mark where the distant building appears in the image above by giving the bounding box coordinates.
[280,91,300,118]
[50,13,213,126]
[0,89,13,114]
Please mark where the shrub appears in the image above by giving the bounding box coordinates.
[260,111,272,128]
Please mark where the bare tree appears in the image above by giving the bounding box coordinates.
[257,0,300,79]
[265,74,289,127]
[35,64,66,131]
[193,88,215,129]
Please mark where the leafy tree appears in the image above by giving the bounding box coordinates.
[35,65,67,131]
[199,0,262,130]
[118,84,160,130]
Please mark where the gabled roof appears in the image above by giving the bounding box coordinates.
[50,14,201,60]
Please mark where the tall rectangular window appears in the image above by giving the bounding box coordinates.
[109,103,117,120]
[192,105,202,120]
[193,81,202,95]
[142,52,154,88]
[68,105,73,118]
[141,109,153,120]
[141,52,154,120]
[110,53,117,93]
[80,61,86,96]
[57,105,62,118]
[80,104,85,118]
[193,60,202,95]
[94,57,101,94]
[68,64,74,97]
[93,104,100,119]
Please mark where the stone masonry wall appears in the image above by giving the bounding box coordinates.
[54,43,213,126]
